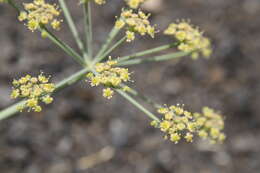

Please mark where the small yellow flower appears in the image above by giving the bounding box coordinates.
[34,105,42,112]
[103,88,114,99]
[158,107,169,114]
[126,31,135,42]
[18,11,27,21]
[126,0,146,9]
[150,120,158,127]
[164,112,173,120]
[198,130,208,139]
[26,98,38,107]
[210,128,220,139]
[160,120,171,132]
[115,20,125,29]
[30,77,38,83]
[51,20,61,30]
[42,95,53,104]
[176,123,185,130]
[170,133,181,143]
[185,133,193,142]
[39,74,50,82]
[11,89,20,99]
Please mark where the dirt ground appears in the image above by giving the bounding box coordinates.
[1,0,260,172]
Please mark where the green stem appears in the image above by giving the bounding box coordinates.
[84,2,93,59]
[94,26,120,61]
[58,0,85,55]
[0,68,89,121]
[40,26,86,66]
[7,0,20,13]
[122,85,162,109]
[118,43,178,62]
[7,0,86,66]
[116,89,160,122]
[93,36,126,64]
[117,51,191,66]
[0,101,26,121]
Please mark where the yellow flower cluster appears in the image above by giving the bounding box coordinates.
[10,73,55,112]
[195,107,226,143]
[86,59,131,99]
[151,105,225,144]
[115,9,155,42]
[18,0,62,31]
[126,0,146,9]
[164,20,212,59]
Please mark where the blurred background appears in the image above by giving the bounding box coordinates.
[1,0,260,172]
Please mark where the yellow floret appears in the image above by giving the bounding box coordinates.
[185,133,193,142]
[160,120,171,132]
[11,89,20,99]
[18,11,27,21]
[103,88,114,99]
[126,31,135,42]
[127,0,146,9]
[115,20,125,29]
[170,133,181,143]
[42,95,53,104]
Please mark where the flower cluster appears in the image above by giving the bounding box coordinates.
[164,20,212,59]
[18,0,62,31]
[86,59,131,99]
[194,107,226,143]
[115,9,155,42]
[10,73,55,112]
[126,0,146,9]
[151,105,225,144]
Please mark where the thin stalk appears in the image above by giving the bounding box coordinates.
[58,0,85,54]
[7,0,20,13]
[118,43,178,62]
[84,1,93,59]
[93,36,126,64]
[122,85,162,109]
[117,51,191,66]
[116,89,160,122]
[40,26,86,66]
[6,0,86,66]
[0,68,89,121]
[94,26,120,61]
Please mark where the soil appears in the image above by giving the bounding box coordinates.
[1,0,260,172]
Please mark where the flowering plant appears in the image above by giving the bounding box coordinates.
[0,0,225,144]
